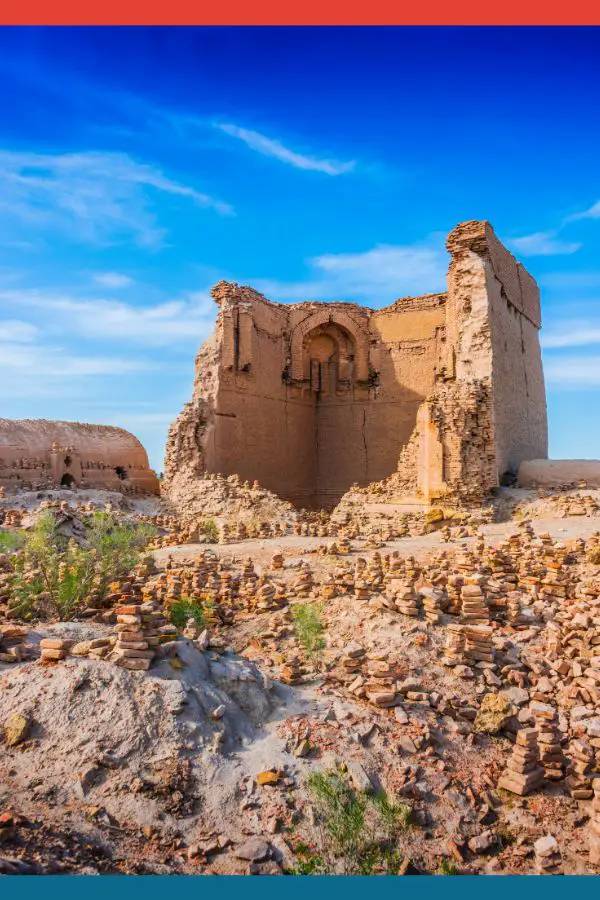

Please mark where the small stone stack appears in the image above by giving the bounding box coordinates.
[464,625,494,665]
[421,587,443,624]
[0,626,29,663]
[270,553,284,572]
[337,536,352,555]
[366,553,384,591]
[532,702,565,781]
[292,564,314,599]
[364,653,399,707]
[506,591,524,624]
[338,642,366,681]
[443,623,466,665]
[445,574,464,615]
[460,578,489,625]
[280,656,304,685]
[112,603,156,671]
[394,582,422,617]
[253,576,277,610]
[240,557,258,603]
[497,727,545,796]
[566,738,595,799]
[321,574,337,599]
[39,637,69,662]
[534,835,562,874]
[334,562,354,594]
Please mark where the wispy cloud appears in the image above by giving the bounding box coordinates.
[508,230,581,257]
[0,148,233,249]
[566,200,600,222]
[216,122,355,176]
[0,341,152,377]
[543,354,600,388]
[542,320,600,349]
[92,272,134,288]
[0,288,215,347]
[253,240,446,304]
[0,319,39,343]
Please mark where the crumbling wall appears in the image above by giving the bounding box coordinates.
[0,419,159,495]
[165,284,444,509]
[394,221,547,503]
[164,221,548,512]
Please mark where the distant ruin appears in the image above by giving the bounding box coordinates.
[164,221,548,510]
[0,419,159,495]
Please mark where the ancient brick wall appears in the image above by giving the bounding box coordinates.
[164,221,548,510]
[446,222,548,481]
[0,419,159,495]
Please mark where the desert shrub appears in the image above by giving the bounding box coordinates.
[289,841,325,875]
[169,597,206,631]
[305,770,410,874]
[85,511,157,595]
[9,512,96,621]
[0,529,25,552]
[200,519,220,543]
[588,548,600,565]
[438,857,459,875]
[292,602,326,665]
[7,511,156,622]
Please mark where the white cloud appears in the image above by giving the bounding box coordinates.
[253,241,446,305]
[508,230,581,257]
[566,200,600,222]
[93,272,134,288]
[216,122,355,176]
[0,341,152,377]
[0,319,39,343]
[543,354,600,388]
[0,288,215,347]
[542,321,600,349]
[0,148,233,248]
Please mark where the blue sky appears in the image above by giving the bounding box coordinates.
[0,26,599,472]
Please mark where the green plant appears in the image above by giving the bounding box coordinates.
[85,511,157,596]
[0,529,25,552]
[200,519,220,543]
[9,512,97,621]
[7,511,157,622]
[169,597,207,631]
[292,602,326,665]
[305,771,409,875]
[289,841,325,875]
[438,857,458,875]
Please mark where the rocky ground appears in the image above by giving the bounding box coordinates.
[2,484,600,875]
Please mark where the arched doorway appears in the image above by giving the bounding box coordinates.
[60,473,75,487]
[301,321,365,506]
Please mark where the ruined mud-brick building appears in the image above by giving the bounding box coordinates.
[0,419,159,495]
[165,221,548,509]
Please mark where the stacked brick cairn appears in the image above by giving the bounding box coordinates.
[112,602,161,670]
[498,727,545,796]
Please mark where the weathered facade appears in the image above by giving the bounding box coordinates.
[0,419,159,495]
[165,221,548,509]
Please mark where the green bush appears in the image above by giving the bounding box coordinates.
[292,602,326,665]
[305,771,410,875]
[0,529,25,552]
[200,519,220,544]
[7,510,156,622]
[438,857,459,875]
[85,511,156,595]
[169,597,206,631]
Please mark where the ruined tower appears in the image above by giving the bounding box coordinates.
[164,221,547,510]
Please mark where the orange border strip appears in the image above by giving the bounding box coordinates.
[1,0,600,25]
